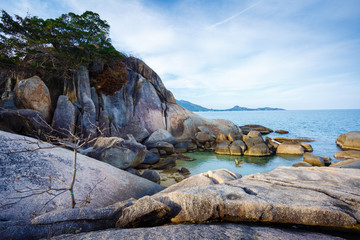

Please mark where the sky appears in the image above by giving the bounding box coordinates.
[1,0,360,110]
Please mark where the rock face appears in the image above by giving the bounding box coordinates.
[331,159,360,169]
[336,131,360,151]
[52,95,77,137]
[0,131,164,222]
[1,57,242,147]
[87,137,147,169]
[13,76,52,122]
[115,167,360,232]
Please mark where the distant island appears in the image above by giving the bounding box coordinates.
[176,100,285,112]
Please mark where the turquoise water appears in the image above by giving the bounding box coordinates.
[177,109,360,176]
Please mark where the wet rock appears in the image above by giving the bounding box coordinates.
[336,131,360,151]
[229,140,246,156]
[276,142,304,155]
[240,124,273,135]
[14,76,52,122]
[150,156,177,170]
[303,152,329,166]
[243,135,270,156]
[274,137,315,143]
[141,169,161,184]
[300,142,313,152]
[215,141,231,155]
[143,151,160,164]
[275,130,289,134]
[174,142,188,153]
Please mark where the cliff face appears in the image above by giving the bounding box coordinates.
[0,56,241,143]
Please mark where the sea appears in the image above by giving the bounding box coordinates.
[177,109,360,176]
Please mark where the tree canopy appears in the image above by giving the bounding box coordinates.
[0,10,123,73]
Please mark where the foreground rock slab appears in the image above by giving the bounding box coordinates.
[51,223,347,240]
[117,167,360,231]
[0,131,164,222]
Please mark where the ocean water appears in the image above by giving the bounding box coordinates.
[177,109,360,176]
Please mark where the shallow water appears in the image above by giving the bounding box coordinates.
[177,109,360,176]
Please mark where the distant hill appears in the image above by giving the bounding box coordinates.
[176,100,284,112]
[176,100,212,111]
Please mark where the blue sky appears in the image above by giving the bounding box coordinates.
[1,0,360,110]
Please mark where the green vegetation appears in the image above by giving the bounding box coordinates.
[0,10,124,72]
[0,10,128,95]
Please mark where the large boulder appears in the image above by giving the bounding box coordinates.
[276,142,304,155]
[52,95,77,138]
[215,141,231,155]
[143,129,176,146]
[14,76,52,122]
[114,167,360,232]
[243,134,270,156]
[87,137,147,169]
[229,140,246,155]
[303,152,330,166]
[336,131,360,151]
[0,131,164,222]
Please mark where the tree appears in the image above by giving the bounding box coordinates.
[0,10,123,73]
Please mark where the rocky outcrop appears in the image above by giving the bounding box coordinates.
[336,131,360,151]
[86,137,147,169]
[0,131,164,222]
[13,76,52,122]
[275,129,288,134]
[1,57,242,147]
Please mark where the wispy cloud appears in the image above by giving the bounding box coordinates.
[206,0,263,30]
